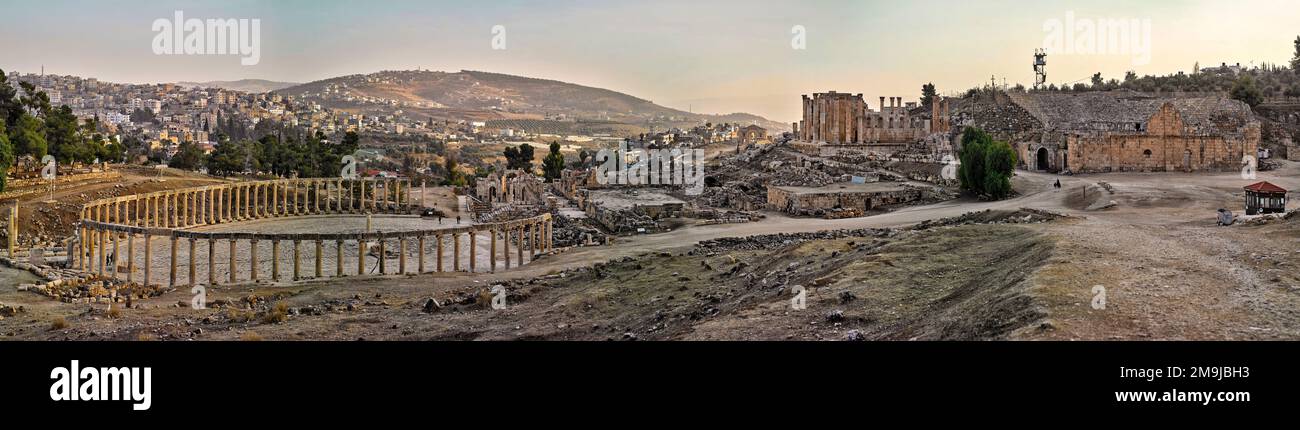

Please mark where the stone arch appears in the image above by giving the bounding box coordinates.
[1036,147,1050,171]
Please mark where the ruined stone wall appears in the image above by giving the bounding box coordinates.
[799,92,926,145]
[1063,105,1259,173]
[767,187,923,217]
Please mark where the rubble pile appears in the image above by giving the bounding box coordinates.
[20,277,173,304]
[767,165,834,187]
[694,182,766,211]
[591,206,660,234]
[550,213,609,247]
[690,208,763,224]
[695,228,897,252]
[913,208,1065,230]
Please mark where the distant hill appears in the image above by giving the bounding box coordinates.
[176,79,299,93]
[276,70,789,132]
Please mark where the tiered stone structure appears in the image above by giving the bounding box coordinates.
[72,177,554,287]
[1006,91,1261,173]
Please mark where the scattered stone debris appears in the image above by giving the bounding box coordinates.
[696,229,895,252]
[913,208,1065,230]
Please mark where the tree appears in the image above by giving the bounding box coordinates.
[1230,75,1264,107]
[982,140,1017,200]
[9,113,47,159]
[0,119,13,193]
[542,141,565,182]
[1091,73,1104,89]
[957,127,1016,200]
[0,69,21,127]
[44,105,91,163]
[504,143,534,172]
[1124,71,1138,83]
[442,155,467,186]
[1285,83,1300,99]
[206,138,261,176]
[168,141,205,170]
[921,83,937,107]
[1291,36,1300,73]
[958,127,988,195]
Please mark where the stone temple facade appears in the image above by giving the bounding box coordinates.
[796,92,931,145]
[1006,91,1260,173]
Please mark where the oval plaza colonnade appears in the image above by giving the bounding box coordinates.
[72,178,554,288]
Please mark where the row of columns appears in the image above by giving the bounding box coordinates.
[75,178,412,271]
[76,215,554,287]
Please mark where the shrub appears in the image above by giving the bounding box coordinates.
[957,127,1017,200]
[226,308,255,323]
[239,331,264,341]
[50,316,69,330]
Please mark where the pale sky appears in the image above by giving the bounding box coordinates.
[2,0,1298,123]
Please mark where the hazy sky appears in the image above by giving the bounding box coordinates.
[3,0,1299,122]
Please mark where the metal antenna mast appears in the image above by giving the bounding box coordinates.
[1033,49,1048,90]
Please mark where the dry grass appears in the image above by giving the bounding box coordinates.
[239,331,264,341]
[107,302,122,319]
[50,316,69,330]
[226,308,254,323]
[136,332,157,341]
[260,302,289,324]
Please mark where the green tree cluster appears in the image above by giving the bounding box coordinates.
[542,141,565,182]
[503,143,534,172]
[957,127,1017,200]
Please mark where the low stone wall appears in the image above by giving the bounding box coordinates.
[70,177,554,288]
[767,185,924,218]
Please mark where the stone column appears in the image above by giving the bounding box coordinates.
[315,239,324,278]
[126,233,135,284]
[208,238,216,286]
[293,239,302,280]
[228,239,237,283]
[168,234,178,287]
[504,228,511,269]
[490,229,497,273]
[452,233,460,271]
[468,231,476,272]
[336,239,345,277]
[250,239,260,281]
[435,234,444,272]
[531,222,538,258]
[143,232,152,287]
[357,237,366,276]
[397,237,406,274]
[336,180,344,213]
[417,235,426,274]
[272,240,281,282]
[188,237,197,286]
